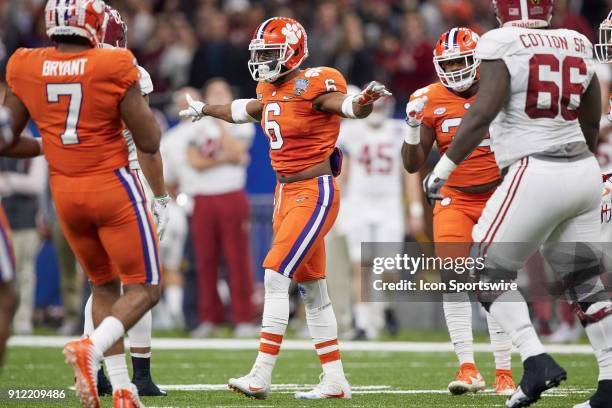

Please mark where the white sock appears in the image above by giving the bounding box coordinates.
[353,303,369,332]
[90,316,125,355]
[443,292,474,365]
[128,310,152,348]
[486,310,512,370]
[104,353,131,390]
[165,285,183,317]
[300,279,345,378]
[83,294,93,336]
[489,291,545,362]
[254,270,290,375]
[583,302,612,381]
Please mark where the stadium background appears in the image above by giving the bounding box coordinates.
[0,0,609,335]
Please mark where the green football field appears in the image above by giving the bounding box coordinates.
[1,340,599,408]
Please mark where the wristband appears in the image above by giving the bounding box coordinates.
[231,99,257,124]
[409,202,424,218]
[433,154,458,180]
[341,95,358,119]
[404,125,421,145]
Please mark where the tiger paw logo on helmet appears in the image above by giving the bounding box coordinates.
[281,23,302,45]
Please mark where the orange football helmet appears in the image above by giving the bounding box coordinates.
[45,0,106,46]
[248,17,308,83]
[596,10,612,63]
[433,27,480,93]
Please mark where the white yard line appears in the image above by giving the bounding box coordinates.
[8,336,595,355]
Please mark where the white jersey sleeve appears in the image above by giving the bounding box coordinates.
[137,65,154,96]
[125,65,154,170]
[477,27,596,169]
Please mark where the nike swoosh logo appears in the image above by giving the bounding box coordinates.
[249,385,264,392]
[322,391,344,398]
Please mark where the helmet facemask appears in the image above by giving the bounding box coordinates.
[248,39,295,82]
[434,51,480,93]
[596,22,612,63]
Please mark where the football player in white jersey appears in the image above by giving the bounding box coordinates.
[81,6,170,397]
[424,1,611,407]
[337,95,424,340]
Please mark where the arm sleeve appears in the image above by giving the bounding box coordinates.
[5,156,47,195]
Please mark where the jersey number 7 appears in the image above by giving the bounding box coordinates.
[46,83,83,145]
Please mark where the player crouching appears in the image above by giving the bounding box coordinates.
[180,16,391,400]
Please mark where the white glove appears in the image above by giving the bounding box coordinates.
[179,94,206,122]
[355,81,392,106]
[405,96,428,128]
[152,194,171,241]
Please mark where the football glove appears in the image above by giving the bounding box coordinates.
[355,81,392,106]
[422,171,446,206]
[179,94,206,122]
[152,194,171,241]
[405,96,428,128]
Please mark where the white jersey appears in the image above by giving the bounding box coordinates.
[125,65,154,170]
[338,118,404,199]
[476,27,596,169]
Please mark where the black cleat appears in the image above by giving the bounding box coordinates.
[573,380,612,408]
[132,376,167,397]
[506,353,566,408]
[97,367,113,397]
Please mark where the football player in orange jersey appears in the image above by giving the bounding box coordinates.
[1,1,163,407]
[79,5,168,398]
[401,27,515,396]
[180,16,391,400]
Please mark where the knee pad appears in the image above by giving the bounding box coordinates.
[264,269,291,298]
[298,279,331,312]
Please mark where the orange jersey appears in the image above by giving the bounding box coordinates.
[256,67,347,175]
[6,47,140,177]
[412,82,499,188]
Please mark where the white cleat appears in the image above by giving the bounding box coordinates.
[228,365,271,400]
[294,373,352,399]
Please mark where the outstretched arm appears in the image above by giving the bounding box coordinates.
[313,81,392,119]
[180,95,263,123]
[1,137,42,158]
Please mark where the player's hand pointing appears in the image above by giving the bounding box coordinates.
[179,94,206,122]
[355,81,392,106]
[405,96,428,128]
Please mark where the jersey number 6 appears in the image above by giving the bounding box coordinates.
[264,102,284,150]
[46,83,83,145]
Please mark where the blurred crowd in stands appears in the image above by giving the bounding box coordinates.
[0,0,609,342]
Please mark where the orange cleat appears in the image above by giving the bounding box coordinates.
[113,384,144,408]
[494,369,516,396]
[63,336,103,408]
[448,363,485,395]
